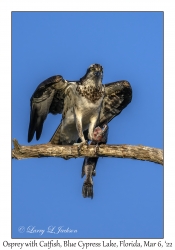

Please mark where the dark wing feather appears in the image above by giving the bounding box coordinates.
[98,80,132,126]
[28,75,68,142]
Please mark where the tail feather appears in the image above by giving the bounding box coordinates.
[50,123,62,144]
[81,159,98,199]
[82,164,95,199]
[82,181,94,199]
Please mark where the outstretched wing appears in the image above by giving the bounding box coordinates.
[98,80,132,126]
[28,75,69,142]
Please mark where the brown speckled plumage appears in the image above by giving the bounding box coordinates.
[76,85,104,103]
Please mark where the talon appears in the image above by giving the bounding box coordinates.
[74,140,88,153]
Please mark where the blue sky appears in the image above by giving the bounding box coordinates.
[12,12,163,239]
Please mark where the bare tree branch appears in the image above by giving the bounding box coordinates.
[12,139,163,165]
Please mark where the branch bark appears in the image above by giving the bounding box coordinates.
[12,139,163,165]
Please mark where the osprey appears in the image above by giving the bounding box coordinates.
[28,64,132,198]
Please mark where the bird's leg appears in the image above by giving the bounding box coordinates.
[88,117,98,141]
[73,116,87,151]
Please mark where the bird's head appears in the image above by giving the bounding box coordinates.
[80,64,103,86]
[87,63,103,79]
